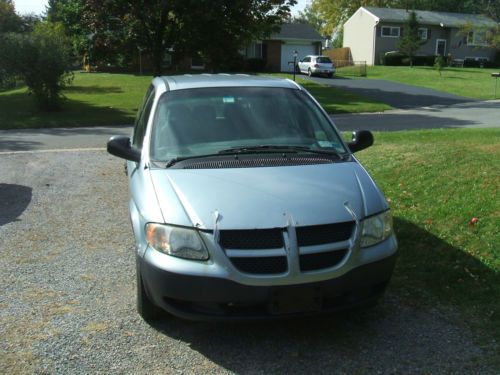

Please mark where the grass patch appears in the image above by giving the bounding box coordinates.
[354,128,499,339]
[262,73,391,114]
[0,72,151,130]
[0,71,391,130]
[363,66,500,100]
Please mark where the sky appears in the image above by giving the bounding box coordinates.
[14,0,308,16]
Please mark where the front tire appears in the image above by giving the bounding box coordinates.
[136,257,165,321]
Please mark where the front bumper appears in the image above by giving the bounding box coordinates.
[139,252,397,320]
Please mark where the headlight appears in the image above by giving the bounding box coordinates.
[360,211,393,248]
[145,223,209,260]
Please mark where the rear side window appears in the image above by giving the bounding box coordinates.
[133,87,155,148]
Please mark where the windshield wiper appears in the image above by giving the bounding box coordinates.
[164,145,345,168]
[165,153,221,168]
[218,145,344,158]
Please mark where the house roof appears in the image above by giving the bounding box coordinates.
[363,7,497,28]
[269,23,323,42]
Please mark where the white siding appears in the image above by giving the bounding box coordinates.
[343,8,378,65]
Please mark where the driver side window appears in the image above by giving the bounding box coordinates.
[133,87,155,149]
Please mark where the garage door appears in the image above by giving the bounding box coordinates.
[280,43,317,72]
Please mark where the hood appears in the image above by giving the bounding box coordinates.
[149,162,388,230]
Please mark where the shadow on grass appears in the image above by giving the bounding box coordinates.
[332,111,475,131]
[306,76,478,109]
[147,218,498,373]
[0,184,32,226]
[0,92,134,130]
[64,85,124,94]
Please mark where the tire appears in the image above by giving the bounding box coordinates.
[136,257,165,321]
[308,68,312,77]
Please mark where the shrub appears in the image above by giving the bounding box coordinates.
[0,22,73,110]
[383,51,407,66]
[244,58,266,72]
[434,55,445,75]
[0,69,17,91]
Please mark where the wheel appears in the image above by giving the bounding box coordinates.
[136,257,165,321]
[308,68,312,77]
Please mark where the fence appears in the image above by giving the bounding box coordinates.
[322,47,367,77]
[334,60,367,77]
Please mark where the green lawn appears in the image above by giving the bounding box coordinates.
[0,72,391,130]
[362,66,500,100]
[354,128,499,342]
[0,73,151,130]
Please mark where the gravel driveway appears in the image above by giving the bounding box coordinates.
[1,150,497,374]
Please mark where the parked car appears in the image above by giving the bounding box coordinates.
[107,74,397,321]
[297,55,336,77]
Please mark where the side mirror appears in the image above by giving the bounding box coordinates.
[107,136,141,162]
[348,130,374,153]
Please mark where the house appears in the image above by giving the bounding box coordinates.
[343,7,498,65]
[244,23,323,72]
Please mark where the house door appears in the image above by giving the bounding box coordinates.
[435,39,446,56]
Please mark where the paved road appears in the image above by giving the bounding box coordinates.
[304,75,477,109]
[1,100,498,152]
[332,100,500,131]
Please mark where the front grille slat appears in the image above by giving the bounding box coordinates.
[230,256,287,274]
[219,229,283,249]
[300,249,348,272]
[296,221,354,246]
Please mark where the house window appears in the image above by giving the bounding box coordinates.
[418,28,428,40]
[467,30,488,46]
[381,26,400,38]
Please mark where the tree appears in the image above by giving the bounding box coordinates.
[0,22,74,110]
[0,0,22,32]
[398,11,424,67]
[176,0,296,72]
[78,0,296,74]
[293,4,325,35]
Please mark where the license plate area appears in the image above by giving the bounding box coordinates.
[269,287,322,315]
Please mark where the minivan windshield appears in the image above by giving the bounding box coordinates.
[150,87,346,162]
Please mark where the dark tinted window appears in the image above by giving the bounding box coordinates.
[133,90,155,148]
[316,57,332,63]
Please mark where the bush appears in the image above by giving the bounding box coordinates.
[0,69,17,91]
[383,51,407,66]
[243,58,266,72]
[384,51,439,67]
[0,22,73,110]
[463,58,497,68]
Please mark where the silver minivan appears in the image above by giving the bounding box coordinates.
[107,74,397,321]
